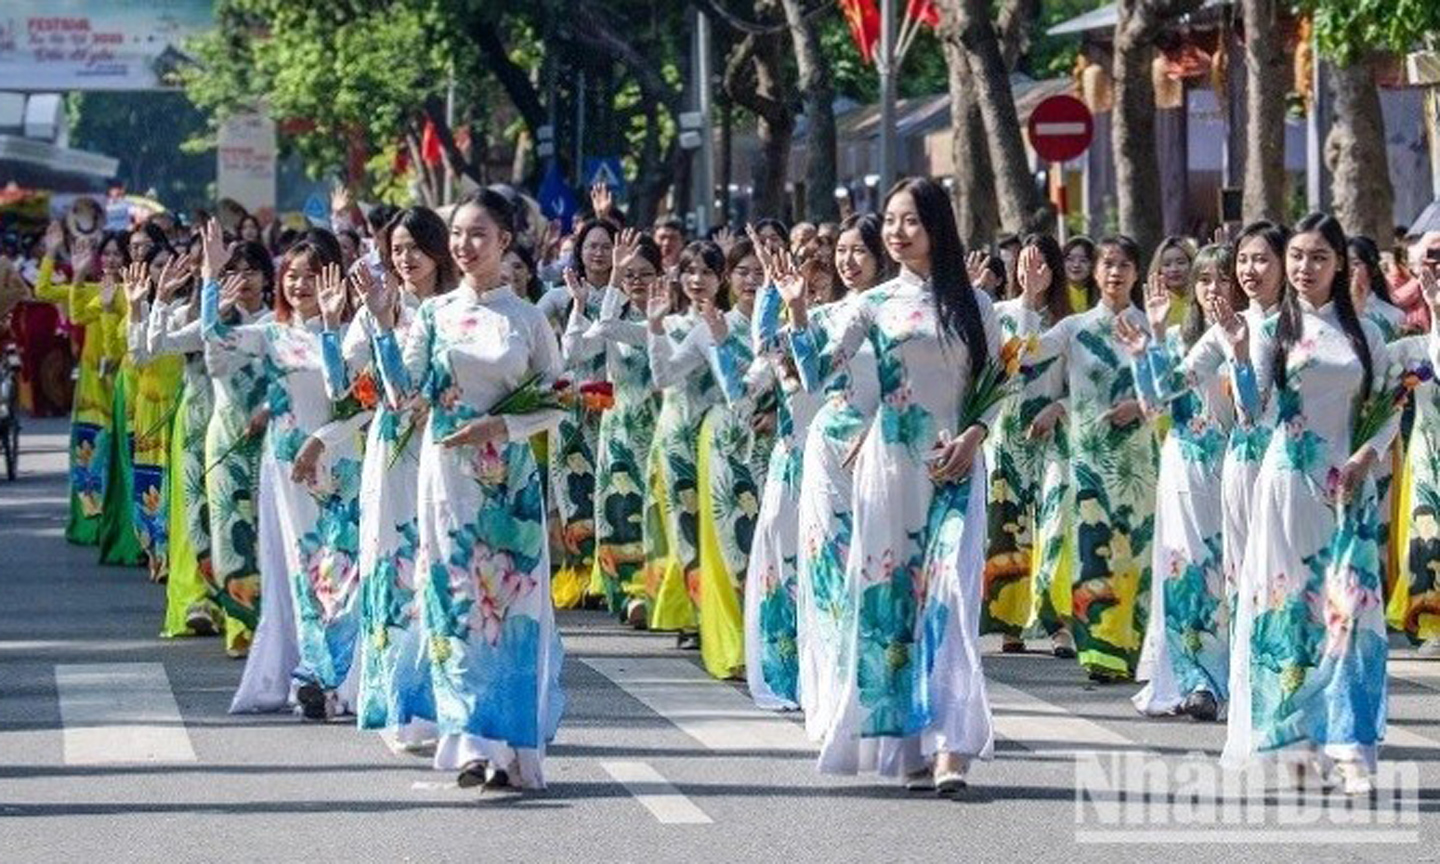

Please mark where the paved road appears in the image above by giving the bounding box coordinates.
[2,418,1437,863]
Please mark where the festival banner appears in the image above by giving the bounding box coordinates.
[0,1,213,91]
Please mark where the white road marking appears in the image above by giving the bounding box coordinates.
[410,781,458,791]
[582,657,813,752]
[987,680,1138,751]
[55,663,196,764]
[601,761,713,824]
[1389,659,1440,691]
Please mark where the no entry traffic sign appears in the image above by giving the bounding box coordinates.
[1027,95,1094,164]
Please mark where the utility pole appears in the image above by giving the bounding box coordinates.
[444,60,455,205]
[877,0,897,195]
[1305,48,1330,212]
[575,68,586,189]
[696,9,716,232]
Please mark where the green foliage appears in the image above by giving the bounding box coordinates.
[1025,0,1111,80]
[182,0,455,194]
[66,91,216,210]
[821,0,1110,106]
[1297,0,1440,65]
[819,11,948,102]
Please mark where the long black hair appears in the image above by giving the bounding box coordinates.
[885,177,988,380]
[381,206,458,294]
[1274,212,1371,397]
[1095,234,1145,308]
[1021,233,1069,323]
[507,240,545,302]
[1347,235,1393,306]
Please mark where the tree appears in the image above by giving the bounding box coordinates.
[937,0,1049,239]
[1300,0,1440,239]
[723,2,795,220]
[781,0,838,222]
[1324,61,1393,241]
[1240,0,1287,224]
[1111,0,1204,260]
[66,92,216,211]
[184,1,471,203]
[183,0,693,219]
[940,37,999,246]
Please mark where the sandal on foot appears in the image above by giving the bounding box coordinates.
[456,760,488,789]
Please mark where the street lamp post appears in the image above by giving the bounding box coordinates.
[696,9,716,233]
[877,0,896,197]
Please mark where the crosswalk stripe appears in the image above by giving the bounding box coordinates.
[1388,659,1440,692]
[601,761,714,824]
[987,680,1139,751]
[581,657,813,752]
[585,656,1151,756]
[55,663,196,765]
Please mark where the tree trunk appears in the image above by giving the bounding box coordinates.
[1112,30,1163,257]
[1111,0,1203,260]
[724,30,793,220]
[780,0,837,223]
[945,0,1050,235]
[941,34,999,247]
[1325,59,1394,243]
[1241,0,1287,223]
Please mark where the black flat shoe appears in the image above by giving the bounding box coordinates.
[1180,690,1219,722]
[295,682,327,720]
[484,767,512,789]
[676,632,700,650]
[1086,668,1130,684]
[456,760,488,788]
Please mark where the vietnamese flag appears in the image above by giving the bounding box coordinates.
[841,0,939,66]
[840,0,880,64]
[421,117,444,166]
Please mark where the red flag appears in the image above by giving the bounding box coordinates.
[421,118,443,166]
[840,0,880,65]
[906,0,939,28]
[841,0,940,66]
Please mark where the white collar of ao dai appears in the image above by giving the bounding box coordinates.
[459,282,516,305]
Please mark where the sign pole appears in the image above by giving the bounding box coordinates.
[877,0,896,196]
[1054,161,1067,245]
[1026,94,1094,242]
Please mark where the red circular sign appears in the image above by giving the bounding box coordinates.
[1027,95,1094,163]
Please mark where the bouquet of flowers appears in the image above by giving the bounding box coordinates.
[843,335,1032,469]
[333,369,380,422]
[577,381,616,413]
[490,373,574,416]
[1352,360,1431,452]
[958,334,1030,431]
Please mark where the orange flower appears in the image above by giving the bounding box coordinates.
[352,371,380,410]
